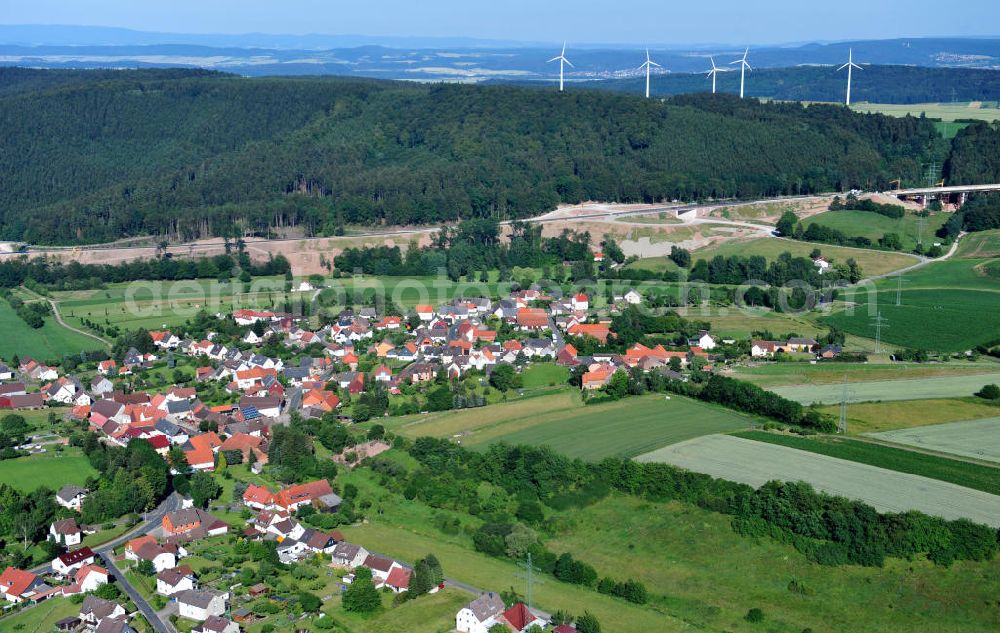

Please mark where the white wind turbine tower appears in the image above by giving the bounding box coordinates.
[705,56,724,94]
[548,42,573,92]
[638,49,662,98]
[838,48,863,105]
[730,48,752,98]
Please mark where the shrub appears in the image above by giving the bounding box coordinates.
[745,608,765,623]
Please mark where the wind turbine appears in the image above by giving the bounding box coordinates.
[638,49,662,99]
[730,48,752,98]
[705,56,724,94]
[838,48,863,106]
[548,42,573,92]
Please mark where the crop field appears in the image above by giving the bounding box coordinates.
[821,288,1000,351]
[817,397,1000,434]
[636,434,1000,527]
[872,417,1000,464]
[800,210,948,251]
[0,447,98,493]
[730,361,999,389]
[385,391,755,460]
[851,101,1000,122]
[771,371,1000,404]
[0,300,98,361]
[870,257,1000,292]
[956,230,1000,258]
[734,431,1000,495]
[690,237,918,276]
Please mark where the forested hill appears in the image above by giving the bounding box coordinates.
[0,69,972,244]
[559,65,1000,104]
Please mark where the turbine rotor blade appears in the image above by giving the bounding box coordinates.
[564,59,574,67]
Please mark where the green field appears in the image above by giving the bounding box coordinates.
[771,371,1000,405]
[0,448,98,493]
[339,456,1000,633]
[385,391,755,461]
[801,210,948,251]
[734,431,1000,495]
[520,363,570,388]
[690,237,918,277]
[851,101,1000,122]
[817,397,1000,434]
[821,288,1000,351]
[731,362,1000,389]
[0,300,98,361]
[956,230,1000,259]
[0,597,82,633]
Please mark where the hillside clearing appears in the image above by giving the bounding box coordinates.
[636,434,1000,527]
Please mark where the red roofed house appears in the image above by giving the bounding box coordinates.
[61,565,109,595]
[581,365,616,390]
[52,547,96,577]
[242,484,275,511]
[274,480,339,512]
[184,432,222,471]
[571,292,589,311]
[383,566,411,594]
[567,322,611,345]
[516,308,548,331]
[415,305,435,321]
[162,508,228,539]
[502,602,540,632]
[1,567,44,603]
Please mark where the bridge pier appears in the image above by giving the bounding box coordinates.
[960,192,967,207]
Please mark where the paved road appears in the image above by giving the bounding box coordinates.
[100,550,176,633]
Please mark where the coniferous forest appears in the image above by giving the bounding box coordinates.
[0,68,994,245]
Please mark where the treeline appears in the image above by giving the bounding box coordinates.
[944,121,1000,186]
[829,194,905,218]
[688,251,862,287]
[0,288,52,328]
[0,71,950,243]
[334,220,598,281]
[939,193,1000,239]
[0,252,291,290]
[402,437,998,570]
[583,65,1000,105]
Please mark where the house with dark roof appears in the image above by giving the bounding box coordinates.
[52,547,95,577]
[176,589,227,621]
[49,518,83,547]
[455,592,506,633]
[56,484,89,511]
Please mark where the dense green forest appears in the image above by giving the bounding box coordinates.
[0,68,984,245]
[574,65,1000,104]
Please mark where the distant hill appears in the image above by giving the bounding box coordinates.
[1,69,972,245]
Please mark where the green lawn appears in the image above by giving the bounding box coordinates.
[0,300,98,361]
[733,430,1000,495]
[520,363,569,389]
[0,596,81,633]
[801,210,948,252]
[821,288,1000,352]
[0,447,98,493]
[690,237,918,277]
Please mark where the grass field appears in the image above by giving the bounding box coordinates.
[0,300,98,361]
[956,230,1000,259]
[871,257,1000,292]
[730,362,1000,389]
[851,101,1000,122]
[821,288,1000,352]
[519,363,569,389]
[734,430,1000,495]
[0,597,81,633]
[770,371,1000,405]
[817,397,1000,434]
[690,237,918,277]
[339,454,1000,633]
[872,417,1000,465]
[0,448,98,493]
[385,392,756,461]
[801,210,948,252]
[637,434,1000,527]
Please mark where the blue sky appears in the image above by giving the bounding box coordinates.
[2,0,998,45]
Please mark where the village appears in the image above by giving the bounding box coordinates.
[0,279,847,633]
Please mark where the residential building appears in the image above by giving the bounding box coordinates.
[176,589,228,621]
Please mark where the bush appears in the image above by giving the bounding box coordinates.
[975,384,1000,400]
[745,607,765,623]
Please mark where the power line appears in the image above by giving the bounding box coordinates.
[516,552,544,611]
[871,311,889,354]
